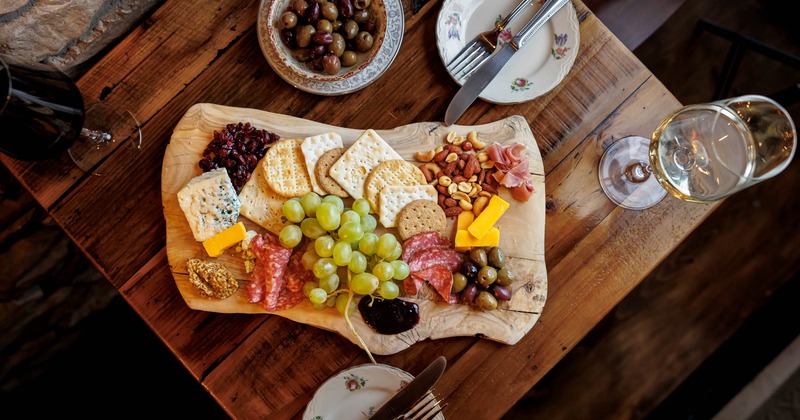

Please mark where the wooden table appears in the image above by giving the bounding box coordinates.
[2,0,716,418]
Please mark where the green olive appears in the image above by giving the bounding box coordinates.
[354,31,374,52]
[488,247,506,268]
[322,54,341,75]
[292,0,309,15]
[495,267,514,286]
[321,1,339,21]
[476,265,497,288]
[353,9,369,24]
[452,273,468,293]
[340,50,357,66]
[354,0,371,9]
[342,19,359,39]
[316,19,333,34]
[469,248,488,267]
[296,24,316,48]
[331,19,343,32]
[280,11,298,29]
[327,33,345,57]
[475,291,497,310]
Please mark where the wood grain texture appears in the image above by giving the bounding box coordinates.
[162,104,547,354]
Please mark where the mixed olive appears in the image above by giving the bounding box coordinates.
[278,0,379,75]
[453,247,513,311]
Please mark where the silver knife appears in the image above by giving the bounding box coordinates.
[369,356,447,420]
[444,0,570,126]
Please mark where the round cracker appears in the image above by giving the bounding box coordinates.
[263,138,312,197]
[315,147,349,198]
[364,159,426,212]
[397,199,447,241]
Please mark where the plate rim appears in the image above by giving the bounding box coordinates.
[435,0,580,104]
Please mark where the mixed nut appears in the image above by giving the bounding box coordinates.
[415,131,500,218]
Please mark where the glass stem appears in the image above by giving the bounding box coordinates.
[624,161,653,183]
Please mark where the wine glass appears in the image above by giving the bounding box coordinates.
[0,54,142,175]
[598,94,797,210]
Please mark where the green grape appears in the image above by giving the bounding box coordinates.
[300,192,322,217]
[391,260,410,280]
[313,257,337,278]
[308,288,328,305]
[282,199,305,223]
[352,198,371,216]
[312,301,327,311]
[341,210,361,225]
[379,281,400,299]
[322,195,345,214]
[338,221,364,243]
[316,202,341,231]
[360,213,377,233]
[301,250,320,270]
[351,272,379,295]
[358,233,379,255]
[335,293,356,316]
[319,273,339,293]
[386,241,402,261]
[376,233,398,259]
[302,281,318,297]
[348,251,367,273]
[372,261,395,281]
[279,225,303,248]
[300,218,326,239]
[333,241,353,266]
[326,295,337,308]
[315,235,335,258]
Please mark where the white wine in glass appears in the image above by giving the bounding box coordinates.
[599,95,796,210]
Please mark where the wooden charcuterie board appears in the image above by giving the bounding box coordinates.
[162,103,547,355]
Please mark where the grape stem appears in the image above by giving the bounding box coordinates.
[344,270,376,364]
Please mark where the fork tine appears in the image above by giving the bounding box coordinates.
[418,402,447,420]
[454,50,489,80]
[450,48,486,76]
[446,41,479,71]
[411,399,445,420]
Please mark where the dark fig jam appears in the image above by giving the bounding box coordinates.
[358,297,420,335]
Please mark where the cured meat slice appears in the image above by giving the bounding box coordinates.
[408,247,463,274]
[401,231,452,262]
[284,245,314,293]
[487,142,534,201]
[403,276,424,295]
[274,287,306,310]
[410,265,453,302]
[249,233,292,311]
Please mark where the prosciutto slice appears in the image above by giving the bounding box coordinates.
[486,142,535,201]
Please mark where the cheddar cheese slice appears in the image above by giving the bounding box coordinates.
[455,227,500,251]
[202,222,247,257]
[456,210,475,230]
[467,195,509,239]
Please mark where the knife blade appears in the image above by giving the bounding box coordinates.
[369,356,447,420]
[444,0,570,126]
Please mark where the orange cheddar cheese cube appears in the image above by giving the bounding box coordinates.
[457,210,475,230]
[203,221,247,257]
[467,195,509,239]
[455,227,500,251]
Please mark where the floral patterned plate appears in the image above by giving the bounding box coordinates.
[303,363,445,419]
[436,0,579,104]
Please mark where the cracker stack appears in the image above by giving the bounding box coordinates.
[329,129,402,199]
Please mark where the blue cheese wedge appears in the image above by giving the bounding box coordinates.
[177,168,241,242]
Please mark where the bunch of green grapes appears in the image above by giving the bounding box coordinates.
[278,192,410,315]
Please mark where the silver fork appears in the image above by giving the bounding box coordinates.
[397,390,446,420]
[446,0,533,81]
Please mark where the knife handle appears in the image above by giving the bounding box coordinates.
[498,0,534,30]
[513,0,570,48]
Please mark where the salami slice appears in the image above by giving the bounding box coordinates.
[403,275,424,295]
[410,265,453,302]
[250,233,293,311]
[274,287,306,310]
[408,247,463,274]
[401,231,452,262]
[284,245,314,293]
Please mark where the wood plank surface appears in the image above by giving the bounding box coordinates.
[0,0,723,418]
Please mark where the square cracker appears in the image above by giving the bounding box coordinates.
[301,132,344,195]
[238,158,290,235]
[378,184,438,228]
[263,138,312,197]
[364,159,426,213]
[329,129,402,199]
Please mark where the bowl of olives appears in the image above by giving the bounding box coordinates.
[258,0,403,95]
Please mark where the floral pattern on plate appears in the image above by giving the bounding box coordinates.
[436,0,580,104]
[304,364,444,420]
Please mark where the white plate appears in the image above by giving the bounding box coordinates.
[436,0,579,104]
[257,0,404,96]
[303,364,445,420]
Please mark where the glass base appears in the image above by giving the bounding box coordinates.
[68,103,142,176]
[598,135,667,210]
